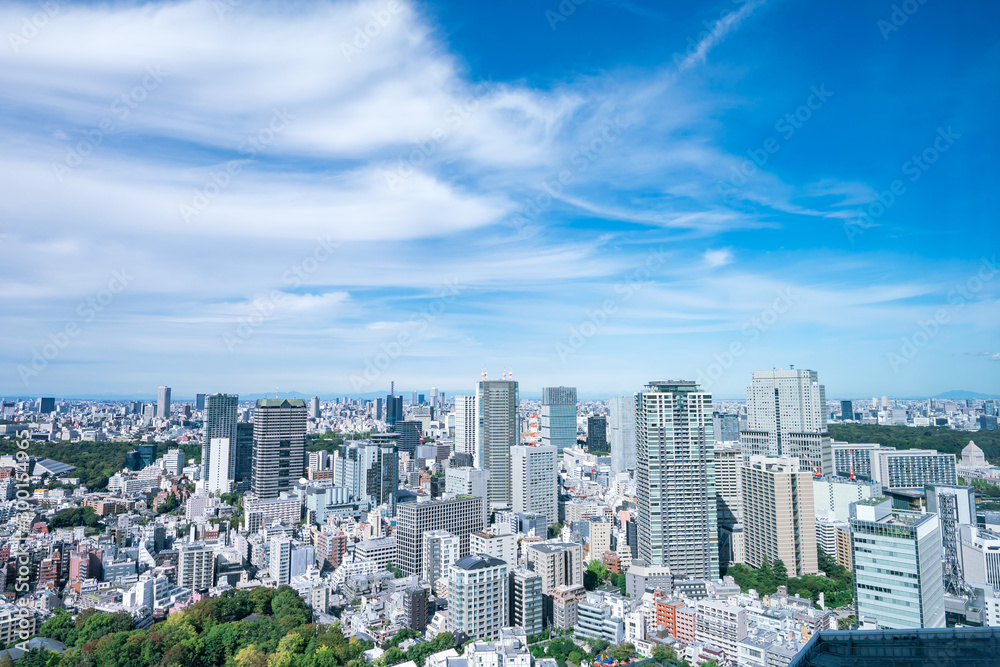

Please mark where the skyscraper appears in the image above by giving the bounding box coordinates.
[585,416,607,450]
[386,393,403,427]
[234,422,254,486]
[195,393,206,410]
[740,456,818,576]
[850,498,945,629]
[37,397,55,414]
[157,386,171,419]
[454,395,476,455]
[608,395,636,473]
[636,379,718,580]
[203,393,238,486]
[541,386,577,453]
[252,398,307,500]
[840,400,854,421]
[445,466,491,526]
[309,396,321,419]
[475,380,519,507]
[511,445,558,527]
[739,368,834,475]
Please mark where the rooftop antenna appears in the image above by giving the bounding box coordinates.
[276,385,278,399]
[482,368,488,381]
[391,380,394,397]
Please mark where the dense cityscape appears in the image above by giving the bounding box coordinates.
[1,370,999,667]
[3,0,997,666]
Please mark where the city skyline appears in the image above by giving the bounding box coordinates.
[2,0,997,398]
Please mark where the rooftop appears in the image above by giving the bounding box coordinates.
[453,554,506,570]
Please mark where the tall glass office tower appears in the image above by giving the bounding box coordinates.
[636,379,718,580]
[203,393,238,484]
[541,386,577,453]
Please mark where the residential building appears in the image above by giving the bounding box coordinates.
[475,380,519,507]
[269,536,292,586]
[455,395,477,456]
[448,555,509,640]
[636,379,718,579]
[551,584,586,631]
[741,456,818,576]
[423,530,461,587]
[176,543,214,592]
[252,398,307,500]
[696,599,747,664]
[355,537,397,569]
[509,568,543,637]
[523,541,583,594]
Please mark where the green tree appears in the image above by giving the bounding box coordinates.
[651,645,676,663]
[772,559,788,587]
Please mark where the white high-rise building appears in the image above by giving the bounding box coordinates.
[445,466,491,526]
[636,380,718,580]
[177,542,214,591]
[511,445,558,526]
[740,368,834,475]
[269,535,292,586]
[850,498,945,629]
[475,380,519,507]
[448,555,509,640]
[608,395,636,473]
[741,456,818,576]
[422,530,460,587]
[454,395,476,455]
[541,387,577,453]
[206,437,232,494]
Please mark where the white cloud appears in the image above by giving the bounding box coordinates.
[704,248,733,268]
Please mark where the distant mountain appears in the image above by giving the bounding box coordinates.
[933,390,1000,400]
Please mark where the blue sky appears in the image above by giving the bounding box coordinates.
[1,0,997,400]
